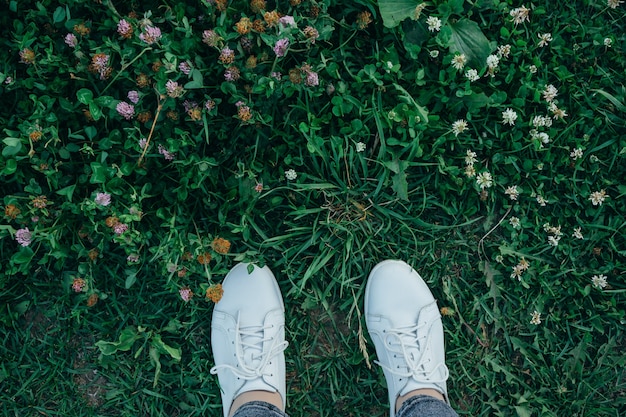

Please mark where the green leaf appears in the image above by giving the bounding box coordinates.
[52,6,66,23]
[591,89,626,112]
[12,247,34,265]
[95,327,141,355]
[393,83,429,124]
[2,137,23,157]
[85,126,97,140]
[514,406,532,417]
[77,88,93,105]
[94,95,117,108]
[447,0,465,14]
[184,69,204,89]
[402,19,429,47]
[125,270,138,289]
[449,19,491,69]
[151,334,181,361]
[2,158,17,175]
[378,0,421,28]
[461,92,491,111]
[89,102,103,121]
[90,162,108,183]
[149,345,162,388]
[392,170,409,201]
[56,184,76,201]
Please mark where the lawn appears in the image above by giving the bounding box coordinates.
[1,0,624,416]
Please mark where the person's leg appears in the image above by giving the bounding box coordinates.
[230,401,288,417]
[210,263,289,417]
[365,260,458,417]
[396,395,458,417]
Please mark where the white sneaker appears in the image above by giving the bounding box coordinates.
[210,263,288,417]
[365,260,449,417]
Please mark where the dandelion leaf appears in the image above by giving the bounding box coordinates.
[95,327,141,355]
[392,171,409,201]
[378,0,422,28]
[449,19,490,69]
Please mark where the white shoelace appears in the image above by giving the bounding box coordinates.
[375,314,449,384]
[210,313,288,380]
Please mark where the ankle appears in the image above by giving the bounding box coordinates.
[395,389,445,412]
[229,390,284,417]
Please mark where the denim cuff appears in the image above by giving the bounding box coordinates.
[231,400,289,417]
[396,394,459,417]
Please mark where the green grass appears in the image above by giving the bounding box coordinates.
[1,0,625,416]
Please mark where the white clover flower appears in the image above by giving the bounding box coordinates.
[464,164,476,178]
[502,108,518,126]
[285,169,298,180]
[497,44,511,58]
[413,2,428,19]
[604,38,613,47]
[589,189,608,206]
[572,227,584,239]
[529,64,538,73]
[542,84,558,102]
[452,119,468,136]
[591,274,608,289]
[536,195,547,206]
[518,258,530,271]
[530,310,542,325]
[530,130,550,146]
[465,69,480,82]
[570,148,583,160]
[356,142,366,152]
[505,185,520,200]
[465,150,478,165]
[549,102,568,119]
[547,224,562,237]
[538,33,553,47]
[430,50,440,58]
[426,16,442,32]
[607,0,624,9]
[509,216,521,228]
[486,54,500,69]
[451,53,467,70]
[510,6,530,25]
[511,264,524,281]
[547,235,561,246]
[531,115,553,128]
[476,171,493,189]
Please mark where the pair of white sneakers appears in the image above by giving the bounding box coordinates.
[210,260,450,417]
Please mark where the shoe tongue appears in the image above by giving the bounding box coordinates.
[393,311,425,369]
[399,332,422,367]
[241,326,265,365]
